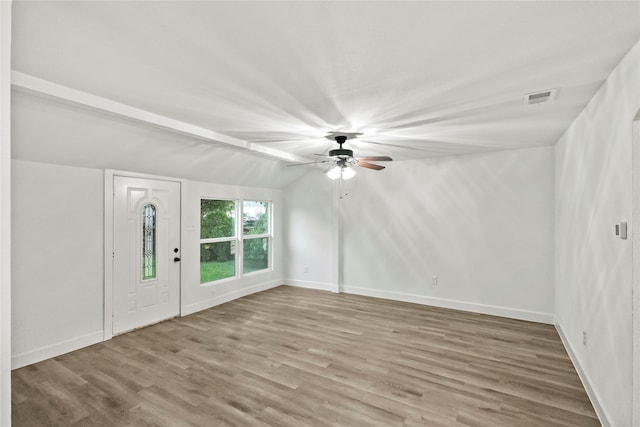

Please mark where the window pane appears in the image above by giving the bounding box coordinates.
[142,204,156,280]
[243,201,268,235]
[200,241,236,283]
[243,237,269,274]
[201,199,235,239]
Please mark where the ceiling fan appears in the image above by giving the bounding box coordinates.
[289,135,393,180]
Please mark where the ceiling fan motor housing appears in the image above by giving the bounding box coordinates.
[329,135,354,158]
[329,148,354,157]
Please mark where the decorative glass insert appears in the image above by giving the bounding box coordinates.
[200,241,236,283]
[142,204,156,280]
[242,201,268,235]
[243,237,269,274]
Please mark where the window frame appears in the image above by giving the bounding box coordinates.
[199,198,273,285]
[199,198,239,285]
[241,200,272,276]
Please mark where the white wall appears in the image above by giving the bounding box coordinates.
[12,161,104,368]
[283,170,335,290]
[342,147,555,322]
[555,41,640,427]
[11,159,287,367]
[10,79,302,368]
[12,90,306,189]
[0,1,11,424]
[285,146,555,323]
[634,114,640,427]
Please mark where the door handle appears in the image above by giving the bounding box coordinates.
[173,257,181,262]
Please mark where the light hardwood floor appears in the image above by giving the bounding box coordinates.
[12,286,599,426]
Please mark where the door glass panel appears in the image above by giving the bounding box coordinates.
[142,204,156,280]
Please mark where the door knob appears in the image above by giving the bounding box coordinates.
[173,257,181,262]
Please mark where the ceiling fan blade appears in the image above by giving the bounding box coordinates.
[286,161,330,167]
[356,161,385,171]
[357,156,393,162]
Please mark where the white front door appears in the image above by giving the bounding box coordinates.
[113,176,181,334]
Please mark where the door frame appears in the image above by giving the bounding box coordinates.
[104,169,184,340]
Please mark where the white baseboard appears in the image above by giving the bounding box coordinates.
[13,281,283,369]
[341,285,555,324]
[284,279,339,293]
[182,279,282,316]
[555,322,611,427]
[12,330,103,370]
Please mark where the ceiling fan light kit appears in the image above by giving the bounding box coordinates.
[289,134,393,180]
[326,165,356,180]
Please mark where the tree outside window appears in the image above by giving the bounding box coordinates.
[242,201,269,274]
[200,199,236,283]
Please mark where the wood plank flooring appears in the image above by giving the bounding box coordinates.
[12,286,599,426]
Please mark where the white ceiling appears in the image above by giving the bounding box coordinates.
[10,1,640,168]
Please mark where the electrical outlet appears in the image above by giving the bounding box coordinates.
[303,265,309,274]
[432,276,438,286]
[583,331,587,346]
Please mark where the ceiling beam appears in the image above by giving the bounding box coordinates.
[11,71,308,163]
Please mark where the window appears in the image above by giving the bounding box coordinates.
[242,201,270,274]
[200,199,271,284]
[142,204,156,280]
[200,199,236,283]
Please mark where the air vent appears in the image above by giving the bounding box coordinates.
[524,89,557,105]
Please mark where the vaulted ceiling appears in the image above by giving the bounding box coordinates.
[10,1,640,179]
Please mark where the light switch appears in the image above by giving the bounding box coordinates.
[620,221,628,240]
